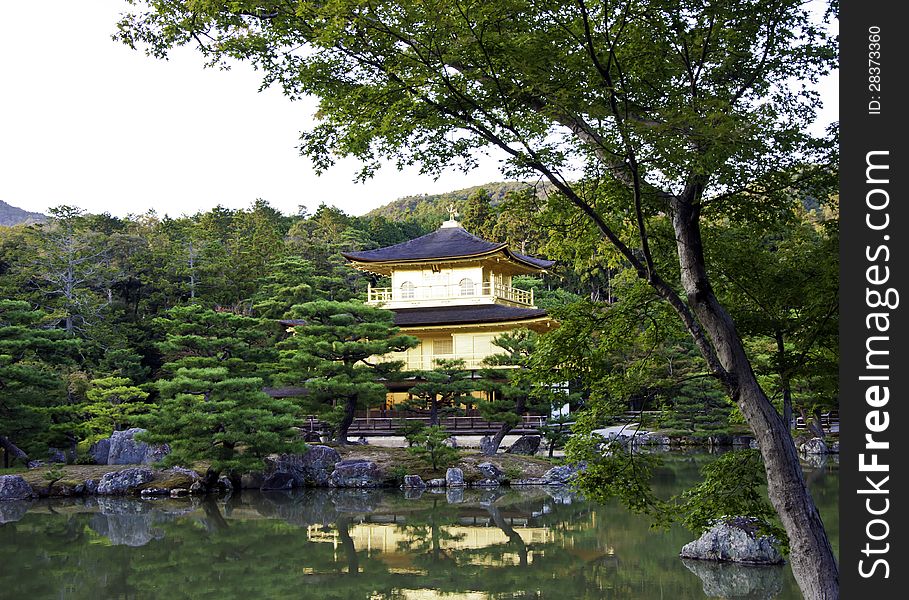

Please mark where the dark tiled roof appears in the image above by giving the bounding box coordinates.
[393,304,549,327]
[342,226,554,269]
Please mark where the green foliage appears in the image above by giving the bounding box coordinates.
[407,426,460,471]
[459,188,496,239]
[707,216,839,423]
[142,306,304,476]
[0,300,77,456]
[539,412,574,458]
[42,465,65,491]
[278,301,418,442]
[405,359,474,425]
[671,450,788,550]
[399,420,428,448]
[502,465,524,481]
[387,464,409,484]
[479,329,542,424]
[567,432,668,520]
[80,377,151,441]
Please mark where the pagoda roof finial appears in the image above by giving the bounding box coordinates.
[441,203,461,228]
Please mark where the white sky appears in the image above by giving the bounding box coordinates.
[0,1,838,219]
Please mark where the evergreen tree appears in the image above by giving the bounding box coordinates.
[404,359,474,425]
[80,376,151,441]
[278,301,417,443]
[142,305,302,483]
[460,188,495,239]
[0,300,77,463]
[408,425,460,470]
[478,329,543,455]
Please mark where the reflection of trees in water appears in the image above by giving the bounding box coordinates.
[0,464,838,599]
[395,497,465,568]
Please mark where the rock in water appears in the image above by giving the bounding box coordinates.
[445,467,464,487]
[541,463,585,485]
[0,475,35,501]
[506,435,541,455]
[107,429,170,465]
[97,468,155,495]
[329,459,386,488]
[402,475,426,489]
[798,437,828,455]
[261,472,295,491]
[476,462,503,481]
[261,445,342,488]
[300,445,341,486]
[680,517,784,565]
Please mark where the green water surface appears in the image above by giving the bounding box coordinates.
[0,453,838,599]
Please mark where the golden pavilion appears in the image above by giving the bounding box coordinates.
[342,209,557,409]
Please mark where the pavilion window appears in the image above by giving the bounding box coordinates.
[400,281,415,299]
[459,278,475,296]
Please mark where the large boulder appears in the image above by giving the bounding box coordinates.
[0,475,35,501]
[445,467,464,487]
[506,435,541,455]
[541,463,584,485]
[89,438,111,465]
[680,517,784,565]
[479,436,497,455]
[798,437,828,455]
[47,448,67,463]
[96,468,155,495]
[260,445,342,489]
[329,459,386,488]
[299,445,341,486]
[261,472,295,491]
[476,462,503,481]
[402,475,426,489]
[107,429,170,465]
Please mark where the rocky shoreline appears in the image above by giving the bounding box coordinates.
[3,426,837,501]
[1,443,584,501]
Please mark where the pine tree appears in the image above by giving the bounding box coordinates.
[278,301,417,443]
[404,359,474,425]
[80,377,151,441]
[477,329,543,455]
[0,300,77,464]
[141,305,304,483]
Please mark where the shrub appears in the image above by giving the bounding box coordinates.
[407,425,459,470]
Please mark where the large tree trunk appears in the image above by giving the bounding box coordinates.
[335,397,357,444]
[484,422,513,455]
[670,200,838,599]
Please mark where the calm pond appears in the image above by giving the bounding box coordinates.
[0,453,838,599]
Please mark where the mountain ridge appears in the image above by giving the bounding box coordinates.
[0,200,47,226]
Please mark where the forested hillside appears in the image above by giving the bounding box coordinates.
[366,181,545,229]
[1,185,837,466]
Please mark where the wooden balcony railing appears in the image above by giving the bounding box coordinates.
[367,282,534,306]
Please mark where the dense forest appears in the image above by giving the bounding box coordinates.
[0,184,837,467]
